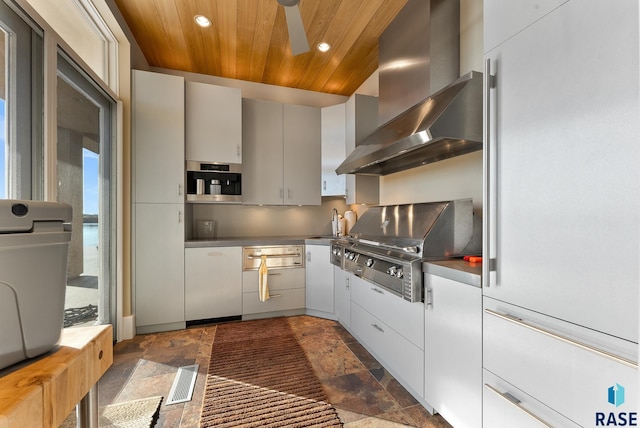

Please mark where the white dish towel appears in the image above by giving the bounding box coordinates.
[259,255,270,302]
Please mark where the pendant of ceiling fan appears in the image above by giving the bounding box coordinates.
[276,0,310,55]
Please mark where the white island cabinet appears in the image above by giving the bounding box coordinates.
[305,244,334,318]
[132,70,185,334]
[186,81,242,163]
[184,247,242,321]
[242,98,321,205]
[349,274,425,403]
[423,273,481,428]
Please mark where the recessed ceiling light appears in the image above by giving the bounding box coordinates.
[194,15,211,28]
[317,42,331,52]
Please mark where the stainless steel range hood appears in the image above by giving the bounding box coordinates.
[336,71,483,176]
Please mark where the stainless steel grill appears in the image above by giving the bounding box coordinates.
[331,199,480,302]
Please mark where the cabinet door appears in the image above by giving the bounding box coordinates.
[132,70,184,204]
[321,104,346,196]
[134,203,184,328]
[484,1,639,342]
[333,266,350,327]
[184,247,242,320]
[484,0,568,53]
[242,98,284,205]
[305,245,334,314]
[424,274,481,428]
[283,104,321,205]
[186,82,242,163]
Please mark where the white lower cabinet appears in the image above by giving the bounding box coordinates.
[242,268,305,315]
[305,244,334,317]
[483,297,638,427]
[334,266,350,328]
[424,274,481,428]
[350,303,424,398]
[349,274,424,399]
[134,203,185,332]
[184,247,242,321]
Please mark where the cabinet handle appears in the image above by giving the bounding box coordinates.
[484,384,553,428]
[371,287,384,295]
[236,145,240,157]
[425,288,433,309]
[306,251,311,262]
[267,272,282,277]
[178,210,182,223]
[279,188,284,199]
[178,183,183,196]
[371,323,384,333]
[346,276,350,290]
[483,58,498,288]
[485,309,638,368]
[287,188,292,199]
[270,294,283,298]
[207,251,223,256]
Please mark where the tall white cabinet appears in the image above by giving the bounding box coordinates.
[242,98,321,205]
[320,104,346,196]
[305,244,334,318]
[483,1,639,424]
[132,70,186,333]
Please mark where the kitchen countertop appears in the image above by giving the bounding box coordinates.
[423,259,482,288]
[185,236,335,248]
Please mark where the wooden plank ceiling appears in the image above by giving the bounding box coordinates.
[112,0,408,96]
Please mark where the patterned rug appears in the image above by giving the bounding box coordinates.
[200,318,343,427]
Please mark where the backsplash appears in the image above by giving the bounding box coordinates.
[187,196,354,240]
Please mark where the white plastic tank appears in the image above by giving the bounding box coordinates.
[0,200,72,371]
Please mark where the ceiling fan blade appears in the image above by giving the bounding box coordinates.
[283,4,310,56]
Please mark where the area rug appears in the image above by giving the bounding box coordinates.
[60,395,163,428]
[200,318,343,427]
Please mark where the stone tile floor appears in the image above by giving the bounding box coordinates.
[97,315,452,427]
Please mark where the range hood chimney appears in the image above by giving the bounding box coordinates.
[336,0,483,176]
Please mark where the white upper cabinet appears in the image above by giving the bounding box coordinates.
[242,98,321,205]
[321,104,346,196]
[484,0,568,53]
[186,81,242,163]
[283,104,321,205]
[132,70,185,204]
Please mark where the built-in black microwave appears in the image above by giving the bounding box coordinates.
[186,161,242,203]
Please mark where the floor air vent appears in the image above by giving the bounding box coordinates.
[166,364,199,405]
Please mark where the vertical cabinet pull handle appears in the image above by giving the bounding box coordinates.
[425,288,433,309]
[306,251,311,262]
[178,183,183,196]
[236,145,240,157]
[483,58,498,288]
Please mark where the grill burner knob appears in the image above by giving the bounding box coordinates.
[348,252,356,260]
[365,258,374,267]
[395,268,404,278]
[387,266,397,276]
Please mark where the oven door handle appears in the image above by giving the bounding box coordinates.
[247,253,300,259]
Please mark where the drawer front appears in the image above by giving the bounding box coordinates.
[242,268,305,293]
[484,298,638,426]
[350,274,424,348]
[483,370,580,428]
[243,288,305,314]
[351,302,424,396]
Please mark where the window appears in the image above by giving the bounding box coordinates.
[0,1,43,199]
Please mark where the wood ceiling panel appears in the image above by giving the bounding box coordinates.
[113,0,408,96]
